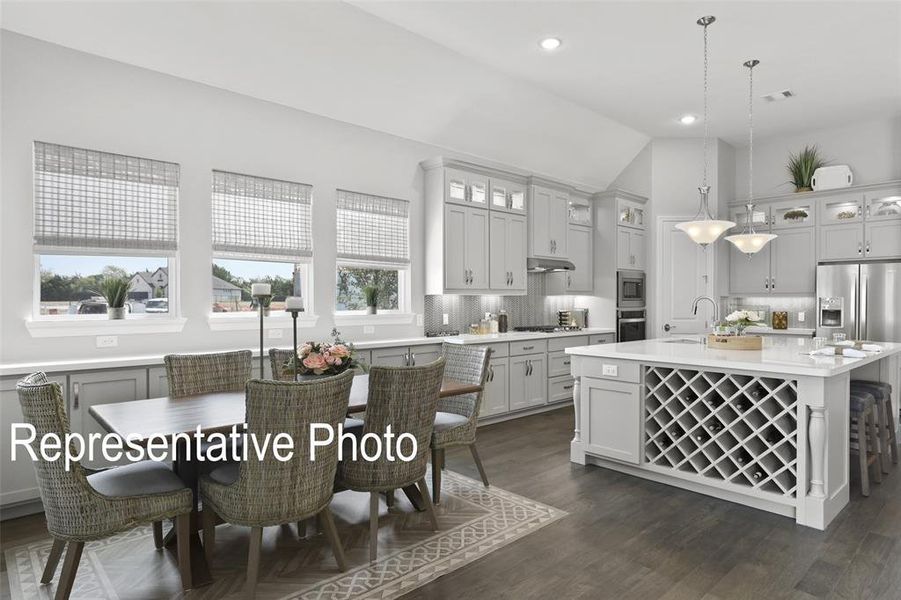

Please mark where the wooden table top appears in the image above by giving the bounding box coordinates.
[90,374,481,442]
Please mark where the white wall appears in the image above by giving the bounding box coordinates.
[0,32,607,364]
[607,142,651,198]
[734,115,901,199]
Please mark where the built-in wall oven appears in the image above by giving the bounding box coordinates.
[617,308,646,342]
[617,270,646,309]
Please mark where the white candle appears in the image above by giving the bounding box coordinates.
[286,296,304,310]
[251,283,271,296]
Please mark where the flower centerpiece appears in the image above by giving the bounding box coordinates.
[285,328,366,377]
[723,310,763,336]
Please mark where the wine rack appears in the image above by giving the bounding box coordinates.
[644,366,798,497]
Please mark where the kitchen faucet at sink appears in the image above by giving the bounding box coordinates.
[691,295,719,328]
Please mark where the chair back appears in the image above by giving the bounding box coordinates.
[438,343,491,419]
[16,373,95,539]
[341,358,446,490]
[229,371,354,523]
[164,350,251,397]
[268,348,296,381]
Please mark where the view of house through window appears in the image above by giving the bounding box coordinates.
[211,258,308,313]
[336,266,401,312]
[39,255,170,316]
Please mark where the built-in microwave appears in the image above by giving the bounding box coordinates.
[617,270,646,309]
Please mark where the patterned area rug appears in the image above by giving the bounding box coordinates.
[5,470,565,599]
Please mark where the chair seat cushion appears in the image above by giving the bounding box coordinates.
[207,462,239,486]
[850,390,876,413]
[433,411,469,432]
[343,417,365,435]
[88,460,187,497]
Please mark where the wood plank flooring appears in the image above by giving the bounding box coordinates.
[4,406,901,599]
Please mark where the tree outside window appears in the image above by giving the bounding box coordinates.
[336,266,399,311]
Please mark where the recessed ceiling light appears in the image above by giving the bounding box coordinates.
[539,37,562,51]
[679,114,698,125]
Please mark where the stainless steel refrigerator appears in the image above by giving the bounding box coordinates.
[816,262,901,342]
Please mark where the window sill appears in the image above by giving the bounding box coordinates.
[207,313,320,331]
[333,313,416,326]
[25,317,187,338]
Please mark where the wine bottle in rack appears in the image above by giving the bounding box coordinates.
[668,425,684,442]
[749,385,765,401]
[733,399,748,413]
[735,450,751,466]
[707,422,724,434]
[694,430,709,443]
[764,427,778,445]
[752,469,765,482]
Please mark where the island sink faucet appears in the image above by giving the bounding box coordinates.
[691,295,720,326]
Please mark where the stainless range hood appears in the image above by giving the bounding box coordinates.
[527,257,576,273]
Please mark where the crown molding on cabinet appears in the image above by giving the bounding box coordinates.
[593,188,649,204]
[729,179,901,206]
[419,156,598,196]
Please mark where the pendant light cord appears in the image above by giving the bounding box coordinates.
[702,20,709,190]
[745,59,757,233]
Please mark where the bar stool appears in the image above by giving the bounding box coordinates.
[851,380,897,474]
[850,389,882,496]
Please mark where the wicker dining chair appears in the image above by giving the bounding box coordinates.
[335,358,446,562]
[429,344,492,504]
[164,350,252,397]
[17,373,194,599]
[269,348,296,382]
[200,371,354,598]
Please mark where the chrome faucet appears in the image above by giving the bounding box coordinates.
[691,296,720,325]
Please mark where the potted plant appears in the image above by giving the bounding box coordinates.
[94,276,131,320]
[363,285,379,315]
[787,145,827,192]
[723,310,763,336]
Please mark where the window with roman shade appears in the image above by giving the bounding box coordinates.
[211,170,313,262]
[336,190,410,266]
[33,141,179,252]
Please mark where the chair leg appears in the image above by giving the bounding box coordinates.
[877,399,891,474]
[244,527,263,599]
[867,409,883,484]
[469,443,490,487]
[41,538,65,584]
[385,489,395,508]
[54,541,84,600]
[856,415,870,496]
[176,513,192,591]
[416,478,440,532]
[887,395,899,464]
[152,521,164,550]
[431,448,443,505]
[369,492,379,562]
[318,507,347,572]
[202,506,217,565]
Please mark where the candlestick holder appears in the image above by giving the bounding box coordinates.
[286,307,304,381]
[252,293,272,377]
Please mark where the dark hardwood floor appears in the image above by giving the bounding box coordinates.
[3,406,901,599]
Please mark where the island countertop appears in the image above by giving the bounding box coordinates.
[565,337,901,378]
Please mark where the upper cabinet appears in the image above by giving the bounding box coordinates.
[529,184,569,258]
[617,197,647,230]
[490,177,527,214]
[816,183,901,262]
[819,193,863,226]
[769,198,816,229]
[445,167,488,207]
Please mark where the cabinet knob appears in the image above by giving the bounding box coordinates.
[858,243,862,255]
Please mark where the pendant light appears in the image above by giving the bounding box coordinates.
[725,59,777,255]
[675,16,735,247]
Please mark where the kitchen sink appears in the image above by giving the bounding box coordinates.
[662,338,704,344]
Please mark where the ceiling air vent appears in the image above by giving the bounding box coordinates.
[762,89,795,102]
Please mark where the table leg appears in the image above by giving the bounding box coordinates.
[401,484,426,511]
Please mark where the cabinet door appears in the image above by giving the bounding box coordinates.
[480,359,509,417]
[865,188,901,222]
[445,168,469,206]
[530,186,553,257]
[506,215,527,291]
[550,190,570,257]
[70,369,148,468]
[489,177,527,214]
[617,198,647,230]
[409,344,442,367]
[729,242,771,295]
[865,220,901,259]
[770,199,815,229]
[444,204,468,290]
[819,222,864,261]
[148,366,169,397]
[770,228,816,294]
[466,207,490,289]
[509,355,545,410]
[567,225,593,292]
[582,377,642,465]
[526,355,547,406]
[371,347,410,367]
[630,230,646,270]
[731,204,770,230]
[616,228,632,270]
[469,173,488,206]
[489,212,509,289]
[1,374,66,506]
[820,194,863,225]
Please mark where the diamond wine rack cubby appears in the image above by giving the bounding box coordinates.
[644,366,799,497]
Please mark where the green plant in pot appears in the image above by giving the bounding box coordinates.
[787,145,827,192]
[363,285,379,315]
[93,276,131,320]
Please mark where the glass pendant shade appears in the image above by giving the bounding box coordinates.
[724,231,777,254]
[675,185,735,247]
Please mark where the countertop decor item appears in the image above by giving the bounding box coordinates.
[811,165,853,191]
[787,145,828,192]
[724,309,763,336]
[783,208,809,222]
[725,59,776,256]
[707,334,763,350]
[363,285,379,315]
[675,15,736,247]
[285,328,366,377]
[772,311,788,330]
[93,276,131,320]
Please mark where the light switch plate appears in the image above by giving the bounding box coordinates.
[268,329,283,339]
[798,311,805,323]
[96,335,118,348]
[443,313,449,325]
[416,314,424,326]
[602,364,618,377]
[363,325,375,334]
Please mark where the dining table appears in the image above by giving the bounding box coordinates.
[89,373,482,587]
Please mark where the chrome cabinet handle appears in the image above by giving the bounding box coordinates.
[858,203,862,217]
[523,345,534,350]
[403,353,409,366]
[765,277,769,290]
[73,382,80,410]
[567,275,572,288]
[563,384,574,391]
[771,278,775,290]
[866,242,871,254]
[563,360,571,365]
[410,353,416,366]
[488,366,494,382]
[858,243,862,255]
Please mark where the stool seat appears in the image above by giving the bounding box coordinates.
[850,390,876,413]
[852,379,898,473]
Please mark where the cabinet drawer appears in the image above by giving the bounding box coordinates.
[548,335,588,352]
[585,358,640,383]
[483,342,509,358]
[509,339,547,356]
[589,333,616,345]
[547,350,573,377]
[548,375,576,403]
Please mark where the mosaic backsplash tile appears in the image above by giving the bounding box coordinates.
[724,295,816,329]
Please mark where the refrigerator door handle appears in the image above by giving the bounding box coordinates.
[861,274,868,341]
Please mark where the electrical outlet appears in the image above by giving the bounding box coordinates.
[268,329,283,339]
[443,313,449,325]
[602,364,618,377]
[363,325,375,334]
[798,311,805,323]
[416,314,424,326]
[96,335,118,348]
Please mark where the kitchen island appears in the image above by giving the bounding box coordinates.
[566,337,901,529]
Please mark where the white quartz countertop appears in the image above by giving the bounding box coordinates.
[745,326,816,337]
[565,337,901,377]
[443,327,615,345]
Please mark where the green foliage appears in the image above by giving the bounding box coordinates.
[787,145,827,191]
[93,276,131,308]
[336,267,398,310]
[363,285,379,307]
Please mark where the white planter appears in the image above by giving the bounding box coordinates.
[366,306,377,315]
[108,307,126,320]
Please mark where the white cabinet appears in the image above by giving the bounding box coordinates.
[730,227,815,295]
[481,358,509,417]
[149,366,169,397]
[489,177,527,214]
[865,220,901,259]
[489,212,527,292]
[547,224,593,294]
[445,167,488,207]
[371,344,442,367]
[582,377,642,465]
[443,204,489,292]
[617,228,645,270]
[411,344,443,366]
[509,354,546,411]
[819,222,864,261]
[530,185,569,258]
[617,197,647,230]
[589,333,617,345]
[730,243,771,295]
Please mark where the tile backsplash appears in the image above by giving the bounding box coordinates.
[424,274,576,333]
[723,296,816,329]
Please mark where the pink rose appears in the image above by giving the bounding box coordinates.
[331,344,350,358]
[324,354,343,366]
[298,343,313,357]
[302,353,327,372]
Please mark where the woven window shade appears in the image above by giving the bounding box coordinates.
[212,170,313,261]
[336,190,410,265]
[33,142,179,251]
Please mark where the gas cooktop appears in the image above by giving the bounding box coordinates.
[513,325,583,333]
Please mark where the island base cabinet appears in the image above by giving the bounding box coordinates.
[509,354,546,411]
[581,377,642,465]
[480,358,509,418]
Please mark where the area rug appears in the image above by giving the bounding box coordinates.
[4,470,566,599]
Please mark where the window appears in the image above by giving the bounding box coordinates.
[335,190,410,314]
[211,170,313,315]
[33,142,179,319]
